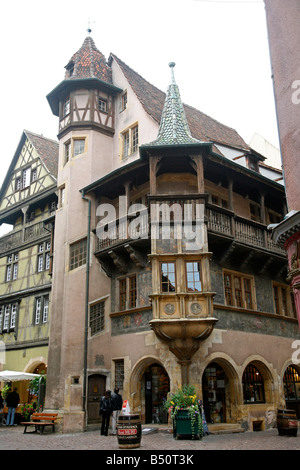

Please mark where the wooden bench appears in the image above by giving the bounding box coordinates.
[20,413,58,434]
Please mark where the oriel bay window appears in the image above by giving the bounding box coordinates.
[223,270,255,310]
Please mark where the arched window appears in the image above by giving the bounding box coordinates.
[284,365,300,401]
[242,364,265,403]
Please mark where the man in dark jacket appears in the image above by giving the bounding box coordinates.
[111,387,123,435]
[6,388,20,426]
[99,390,112,436]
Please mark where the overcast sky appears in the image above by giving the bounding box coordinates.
[1,0,280,191]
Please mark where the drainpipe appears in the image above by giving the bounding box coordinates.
[81,190,91,420]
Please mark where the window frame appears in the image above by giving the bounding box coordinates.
[114,359,124,390]
[0,303,18,333]
[242,364,265,404]
[118,275,137,311]
[69,238,87,271]
[6,253,19,282]
[272,282,296,318]
[160,262,176,293]
[120,91,127,112]
[89,300,105,336]
[73,138,86,157]
[63,96,70,116]
[37,241,51,273]
[223,269,255,310]
[98,98,108,113]
[185,261,202,292]
[120,123,139,159]
[34,295,49,325]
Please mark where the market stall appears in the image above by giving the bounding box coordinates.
[0,370,41,425]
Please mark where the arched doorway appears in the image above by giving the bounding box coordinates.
[144,363,170,424]
[87,374,106,424]
[202,362,228,423]
[283,365,300,418]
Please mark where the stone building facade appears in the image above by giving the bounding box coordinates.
[1,35,299,432]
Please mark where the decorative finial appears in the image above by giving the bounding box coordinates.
[169,62,176,84]
[87,18,95,35]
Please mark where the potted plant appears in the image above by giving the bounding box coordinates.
[164,385,203,439]
[20,401,37,421]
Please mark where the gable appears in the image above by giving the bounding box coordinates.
[110,54,249,152]
[0,131,59,214]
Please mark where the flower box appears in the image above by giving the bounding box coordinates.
[173,410,201,439]
[164,385,203,440]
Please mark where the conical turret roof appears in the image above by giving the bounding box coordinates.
[64,36,112,84]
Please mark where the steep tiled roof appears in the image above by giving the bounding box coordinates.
[111,54,249,151]
[25,131,59,178]
[65,36,112,84]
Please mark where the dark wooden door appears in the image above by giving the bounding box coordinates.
[87,374,106,424]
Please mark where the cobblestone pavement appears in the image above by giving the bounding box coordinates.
[0,425,299,453]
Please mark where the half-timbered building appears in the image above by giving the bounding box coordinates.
[0,130,58,402]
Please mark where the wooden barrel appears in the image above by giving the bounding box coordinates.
[117,414,142,449]
[277,409,298,436]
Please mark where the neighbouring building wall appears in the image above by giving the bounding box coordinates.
[264,0,300,211]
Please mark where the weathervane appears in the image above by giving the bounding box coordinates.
[87,18,95,35]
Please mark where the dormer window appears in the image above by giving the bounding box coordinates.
[247,156,259,173]
[66,62,74,78]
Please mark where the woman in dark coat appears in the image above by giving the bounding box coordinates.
[99,390,112,436]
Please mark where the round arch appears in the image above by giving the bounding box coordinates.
[129,356,170,423]
[241,356,277,404]
[24,357,47,374]
[201,354,240,424]
[281,362,300,418]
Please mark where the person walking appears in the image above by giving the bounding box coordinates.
[99,390,112,436]
[6,387,20,426]
[111,387,123,435]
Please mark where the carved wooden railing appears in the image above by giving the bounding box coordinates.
[94,200,285,255]
[0,221,49,252]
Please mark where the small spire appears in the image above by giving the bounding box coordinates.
[145,62,202,147]
[169,62,176,84]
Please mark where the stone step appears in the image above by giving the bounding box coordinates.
[208,423,245,434]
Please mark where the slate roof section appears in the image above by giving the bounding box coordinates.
[110,54,249,152]
[65,36,112,84]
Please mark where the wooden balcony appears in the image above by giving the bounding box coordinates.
[206,205,286,256]
[94,201,285,256]
[0,221,50,253]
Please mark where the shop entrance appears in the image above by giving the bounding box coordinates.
[144,363,170,424]
[202,362,228,423]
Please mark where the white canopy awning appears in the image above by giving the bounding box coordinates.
[0,370,41,382]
